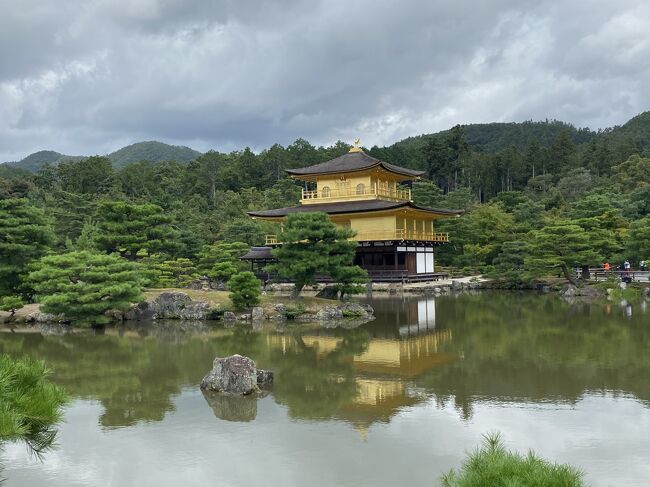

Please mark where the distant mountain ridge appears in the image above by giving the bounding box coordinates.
[3,112,649,172]
[108,141,202,168]
[4,141,203,172]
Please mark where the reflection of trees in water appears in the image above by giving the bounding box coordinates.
[418,293,650,419]
[269,329,371,419]
[0,294,647,428]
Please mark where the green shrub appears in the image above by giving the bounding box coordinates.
[1,295,24,316]
[284,303,306,319]
[210,261,239,283]
[228,272,261,310]
[441,433,585,487]
[341,307,365,318]
[0,356,69,453]
[152,258,199,287]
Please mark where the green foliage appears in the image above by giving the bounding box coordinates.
[228,271,261,309]
[0,198,54,295]
[0,295,24,315]
[210,262,239,282]
[197,242,249,279]
[441,433,585,487]
[269,212,365,297]
[151,258,199,288]
[0,355,69,453]
[627,216,650,261]
[27,251,145,325]
[489,240,532,287]
[94,201,181,260]
[283,303,306,319]
[221,218,265,246]
[56,156,114,195]
[527,220,603,283]
[611,155,650,190]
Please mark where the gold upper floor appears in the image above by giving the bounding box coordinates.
[300,169,412,205]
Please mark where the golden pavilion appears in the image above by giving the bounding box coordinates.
[246,140,462,281]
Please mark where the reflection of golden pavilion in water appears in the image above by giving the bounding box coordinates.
[269,298,457,435]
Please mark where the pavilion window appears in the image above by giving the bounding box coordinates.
[321,186,331,197]
[356,183,365,195]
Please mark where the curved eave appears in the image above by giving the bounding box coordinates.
[248,201,463,219]
[287,163,425,181]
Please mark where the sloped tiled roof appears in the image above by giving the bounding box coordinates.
[240,246,275,260]
[248,200,462,218]
[286,151,425,178]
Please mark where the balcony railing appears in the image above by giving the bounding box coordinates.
[301,186,411,203]
[265,230,448,245]
[265,235,279,245]
[354,229,449,242]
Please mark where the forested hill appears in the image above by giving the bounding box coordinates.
[107,141,202,168]
[386,120,597,155]
[6,150,85,172]
[4,141,202,172]
[4,112,649,174]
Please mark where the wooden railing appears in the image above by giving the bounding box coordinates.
[268,231,449,244]
[301,186,411,203]
[355,229,449,242]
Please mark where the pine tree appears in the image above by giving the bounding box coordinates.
[627,216,650,262]
[269,212,367,297]
[0,198,54,295]
[0,356,69,452]
[27,251,144,325]
[153,258,199,287]
[94,201,181,260]
[526,220,603,285]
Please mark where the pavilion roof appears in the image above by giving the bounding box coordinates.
[240,246,275,260]
[285,150,425,179]
[247,200,462,218]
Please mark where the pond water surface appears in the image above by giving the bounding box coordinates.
[1,293,649,486]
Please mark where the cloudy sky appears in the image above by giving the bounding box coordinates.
[1,0,649,161]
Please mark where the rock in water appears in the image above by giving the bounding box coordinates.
[315,305,344,321]
[200,354,273,395]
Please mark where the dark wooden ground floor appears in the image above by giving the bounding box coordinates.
[241,241,449,282]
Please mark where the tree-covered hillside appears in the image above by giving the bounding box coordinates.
[5,150,85,172]
[107,141,202,168]
[4,141,203,172]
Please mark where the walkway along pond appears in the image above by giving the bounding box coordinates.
[0,292,648,486]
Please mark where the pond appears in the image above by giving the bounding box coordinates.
[1,293,649,486]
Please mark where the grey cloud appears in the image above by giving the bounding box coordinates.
[1,0,649,161]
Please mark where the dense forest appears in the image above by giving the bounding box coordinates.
[1,111,649,304]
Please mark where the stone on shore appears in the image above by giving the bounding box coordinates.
[251,306,264,321]
[200,354,273,395]
[123,292,210,321]
[315,305,344,321]
[26,311,63,324]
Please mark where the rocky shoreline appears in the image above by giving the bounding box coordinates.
[3,277,648,327]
